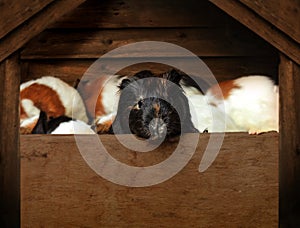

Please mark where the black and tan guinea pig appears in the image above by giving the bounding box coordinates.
[109,69,199,140]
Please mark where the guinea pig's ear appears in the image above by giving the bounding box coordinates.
[119,78,132,90]
[164,69,183,85]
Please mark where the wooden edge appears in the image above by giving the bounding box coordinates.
[0,0,87,63]
[279,54,300,227]
[0,53,21,227]
[209,0,300,65]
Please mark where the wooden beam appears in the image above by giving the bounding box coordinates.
[0,53,21,226]
[279,55,300,227]
[0,0,55,40]
[20,28,276,59]
[239,0,300,44]
[0,0,86,63]
[209,0,300,65]
[21,133,278,226]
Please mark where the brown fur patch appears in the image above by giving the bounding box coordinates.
[20,83,65,118]
[208,80,241,100]
[153,103,160,118]
[77,77,108,119]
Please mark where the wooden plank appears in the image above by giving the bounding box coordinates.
[0,0,55,40]
[240,0,300,44]
[0,53,21,226]
[0,0,87,63]
[21,28,277,59]
[21,133,278,227]
[21,57,278,86]
[209,0,300,65]
[279,55,300,227]
[51,0,228,29]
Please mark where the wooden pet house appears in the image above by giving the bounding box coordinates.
[0,0,299,227]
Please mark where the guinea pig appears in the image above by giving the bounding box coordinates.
[77,75,126,133]
[109,69,199,140]
[32,111,95,134]
[20,76,88,133]
[205,75,279,134]
[77,71,205,134]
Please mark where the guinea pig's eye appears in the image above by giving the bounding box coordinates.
[133,100,144,110]
[138,100,143,108]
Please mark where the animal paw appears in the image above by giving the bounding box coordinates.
[248,129,263,135]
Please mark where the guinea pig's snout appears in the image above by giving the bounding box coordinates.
[149,118,167,140]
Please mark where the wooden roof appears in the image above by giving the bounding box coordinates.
[0,0,86,63]
[209,0,300,64]
[0,0,299,64]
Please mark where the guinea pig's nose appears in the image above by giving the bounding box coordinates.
[149,118,167,140]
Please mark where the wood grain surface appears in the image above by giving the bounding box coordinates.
[0,53,21,227]
[21,133,278,227]
[279,55,300,227]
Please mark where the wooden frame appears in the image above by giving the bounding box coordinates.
[0,0,299,226]
[279,55,300,226]
[0,53,20,227]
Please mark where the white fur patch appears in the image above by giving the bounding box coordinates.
[101,76,126,116]
[188,94,243,133]
[21,99,40,122]
[51,120,95,134]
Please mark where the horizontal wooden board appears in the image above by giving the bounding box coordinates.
[21,57,278,86]
[240,0,300,44]
[21,27,277,59]
[21,133,278,227]
[50,0,228,29]
[0,0,54,39]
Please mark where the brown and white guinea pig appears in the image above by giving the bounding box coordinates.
[108,69,199,140]
[205,75,279,134]
[20,76,88,133]
[31,111,95,134]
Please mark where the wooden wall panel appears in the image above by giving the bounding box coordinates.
[21,133,278,227]
[21,28,276,59]
[0,0,54,40]
[240,0,300,44]
[0,53,21,227]
[51,0,228,28]
[21,57,278,86]
[279,55,300,227]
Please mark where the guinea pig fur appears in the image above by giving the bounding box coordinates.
[205,75,279,134]
[32,111,95,134]
[109,69,199,140]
